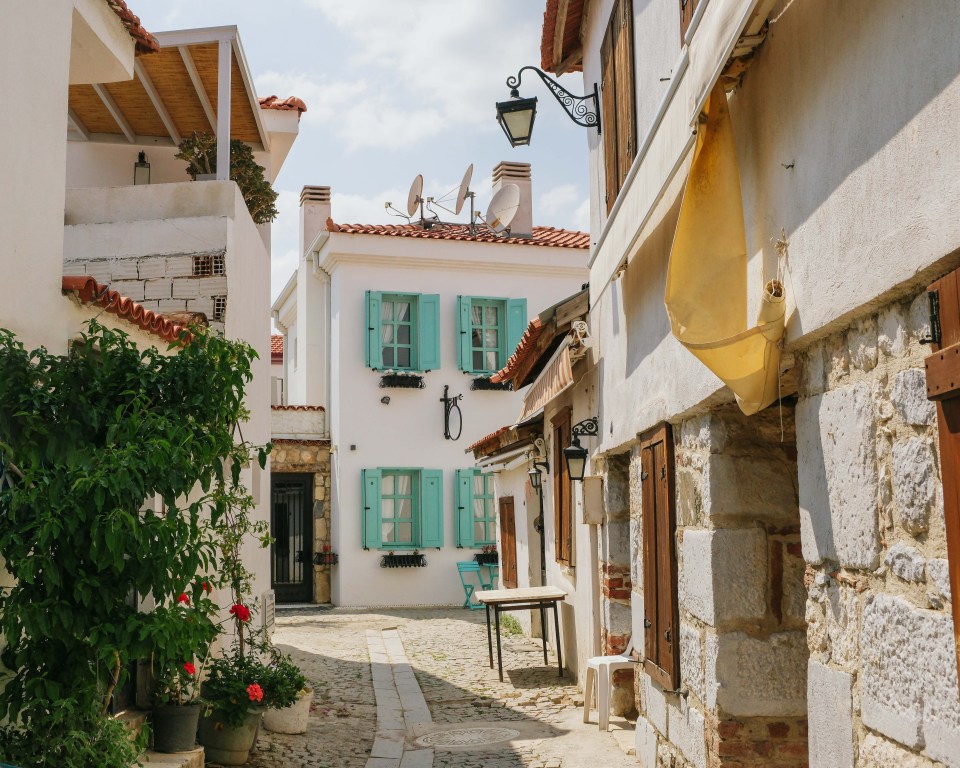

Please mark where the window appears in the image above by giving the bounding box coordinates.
[639,423,679,689]
[552,408,574,566]
[457,296,527,375]
[455,469,497,547]
[365,291,440,372]
[212,296,226,321]
[600,0,637,213]
[192,253,225,276]
[679,0,700,40]
[361,468,443,550]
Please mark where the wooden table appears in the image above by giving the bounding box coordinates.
[476,586,567,682]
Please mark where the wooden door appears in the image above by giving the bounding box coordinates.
[922,274,960,689]
[499,496,518,588]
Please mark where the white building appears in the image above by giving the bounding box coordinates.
[519,0,960,766]
[273,163,590,607]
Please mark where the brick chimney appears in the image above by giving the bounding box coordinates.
[300,186,331,256]
[491,162,532,238]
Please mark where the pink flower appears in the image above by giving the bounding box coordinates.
[247,683,264,703]
[229,603,251,622]
[183,662,196,676]
[176,593,190,605]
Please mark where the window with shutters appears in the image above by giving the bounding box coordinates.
[600,0,637,214]
[365,291,441,372]
[457,296,527,375]
[361,468,444,550]
[640,423,679,689]
[679,0,701,40]
[552,408,574,566]
[455,469,497,547]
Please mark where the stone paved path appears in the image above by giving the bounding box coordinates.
[241,607,637,768]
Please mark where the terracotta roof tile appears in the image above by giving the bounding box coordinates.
[259,95,308,118]
[466,425,513,453]
[271,334,283,362]
[271,405,325,412]
[62,276,192,344]
[490,318,545,384]
[325,221,589,249]
[105,0,159,56]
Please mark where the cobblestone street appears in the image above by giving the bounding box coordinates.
[240,608,637,768]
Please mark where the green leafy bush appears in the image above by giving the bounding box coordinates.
[260,652,308,710]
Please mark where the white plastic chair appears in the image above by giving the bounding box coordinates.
[582,637,637,730]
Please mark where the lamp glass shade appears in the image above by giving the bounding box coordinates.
[564,442,588,482]
[496,95,538,147]
[528,466,542,490]
[134,151,150,186]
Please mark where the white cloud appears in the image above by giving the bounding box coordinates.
[572,197,591,232]
[538,184,579,217]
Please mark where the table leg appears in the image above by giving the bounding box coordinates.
[539,603,548,665]
[552,600,563,677]
[485,603,493,668]
[495,606,504,682]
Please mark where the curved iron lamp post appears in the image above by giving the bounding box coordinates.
[528,458,550,587]
[495,66,601,147]
[564,417,599,482]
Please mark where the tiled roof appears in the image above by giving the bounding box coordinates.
[62,276,191,344]
[490,318,546,384]
[271,334,283,362]
[541,0,585,73]
[271,405,326,412]
[467,425,513,453]
[105,0,160,56]
[326,221,589,249]
[259,95,308,117]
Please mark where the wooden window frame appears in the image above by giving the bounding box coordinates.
[552,407,574,566]
[380,469,420,549]
[361,468,443,551]
[380,294,418,372]
[600,0,637,214]
[639,422,680,690]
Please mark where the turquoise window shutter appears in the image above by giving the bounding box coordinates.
[455,469,476,548]
[456,296,473,372]
[418,294,441,371]
[365,291,383,369]
[361,469,382,550]
[506,298,528,357]
[419,469,444,548]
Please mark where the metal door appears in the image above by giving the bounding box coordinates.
[271,473,314,603]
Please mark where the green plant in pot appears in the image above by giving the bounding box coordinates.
[261,651,311,735]
[176,132,279,224]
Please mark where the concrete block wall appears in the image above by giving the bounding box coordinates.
[796,291,960,768]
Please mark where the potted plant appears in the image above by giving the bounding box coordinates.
[261,652,311,734]
[476,544,498,565]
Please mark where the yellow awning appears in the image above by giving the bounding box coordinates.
[664,82,785,416]
[519,344,574,422]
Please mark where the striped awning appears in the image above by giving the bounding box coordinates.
[519,344,573,421]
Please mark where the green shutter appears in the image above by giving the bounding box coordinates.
[418,294,441,371]
[506,298,527,358]
[365,291,383,369]
[455,469,476,548]
[419,469,444,549]
[361,469,382,550]
[457,296,473,372]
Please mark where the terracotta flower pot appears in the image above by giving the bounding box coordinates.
[151,703,202,753]
[263,687,312,734]
[197,708,263,765]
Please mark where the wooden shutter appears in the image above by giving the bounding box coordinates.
[923,274,960,689]
[505,299,528,361]
[499,496,518,588]
[417,294,441,372]
[614,0,637,189]
[364,291,383,369]
[419,469,444,548]
[455,469,475,548]
[552,407,574,565]
[361,468,382,550]
[680,0,700,41]
[457,296,473,372]
[600,8,619,214]
[640,423,679,689]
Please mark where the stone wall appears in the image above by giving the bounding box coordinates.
[796,290,960,768]
[271,440,333,604]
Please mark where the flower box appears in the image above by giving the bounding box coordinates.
[474,552,499,566]
[313,551,339,566]
[380,552,427,568]
[470,377,512,391]
[379,373,425,389]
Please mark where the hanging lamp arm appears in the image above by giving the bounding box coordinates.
[506,66,601,133]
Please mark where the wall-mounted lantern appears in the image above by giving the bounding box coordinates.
[564,417,599,482]
[134,150,151,185]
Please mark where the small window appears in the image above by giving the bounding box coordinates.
[456,469,497,547]
[365,292,440,372]
[457,297,527,375]
[212,296,226,321]
[362,468,443,550]
[193,254,226,277]
[381,296,416,370]
[380,470,418,547]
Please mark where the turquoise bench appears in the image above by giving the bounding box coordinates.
[457,561,494,610]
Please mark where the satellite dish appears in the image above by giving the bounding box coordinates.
[485,183,520,233]
[406,174,424,217]
[454,164,474,215]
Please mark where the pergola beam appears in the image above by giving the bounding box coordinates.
[216,39,232,181]
[231,36,271,151]
[178,45,218,133]
[67,109,90,141]
[92,83,135,143]
[134,61,181,146]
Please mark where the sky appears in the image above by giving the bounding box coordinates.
[132,1,592,303]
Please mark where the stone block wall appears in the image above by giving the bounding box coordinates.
[271,440,333,604]
[796,291,960,768]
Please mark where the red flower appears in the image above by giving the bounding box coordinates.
[183,662,196,676]
[229,603,251,622]
[247,683,264,703]
[176,593,190,605]
[202,582,211,592]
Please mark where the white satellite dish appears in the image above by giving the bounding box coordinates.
[454,164,474,215]
[485,183,520,234]
[407,174,424,217]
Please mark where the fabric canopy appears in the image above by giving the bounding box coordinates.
[519,344,574,422]
[664,81,785,416]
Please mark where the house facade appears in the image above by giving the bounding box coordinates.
[273,163,590,607]
[513,0,960,766]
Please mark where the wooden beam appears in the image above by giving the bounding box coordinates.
[552,0,571,69]
[179,46,218,133]
[134,61,181,146]
[67,109,90,141]
[231,37,271,152]
[554,44,583,77]
[92,83,135,143]
[216,39,232,181]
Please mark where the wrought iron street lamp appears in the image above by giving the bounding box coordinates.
[528,460,550,490]
[133,150,151,185]
[564,417,599,482]
[495,66,601,147]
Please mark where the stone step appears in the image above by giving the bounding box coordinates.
[140,747,204,768]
